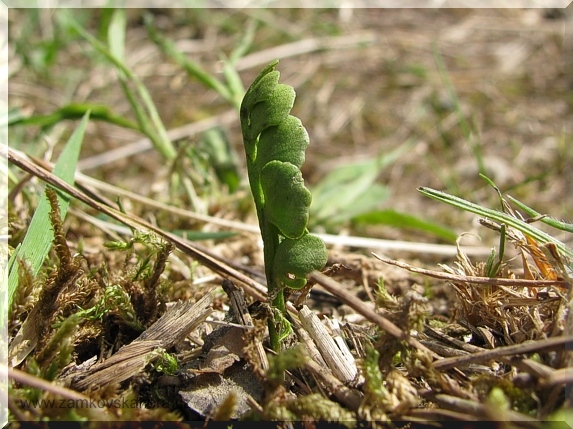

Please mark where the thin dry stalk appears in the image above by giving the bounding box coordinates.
[421,392,539,426]
[77,109,237,171]
[303,358,363,412]
[8,366,111,421]
[371,253,569,288]
[433,335,573,370]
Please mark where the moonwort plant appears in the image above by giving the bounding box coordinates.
[240,60,328,351]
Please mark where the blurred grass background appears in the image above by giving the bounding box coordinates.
[8,7,573,249]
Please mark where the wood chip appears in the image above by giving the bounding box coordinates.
[298,305,357,383]
[71,291,214,391]
[309,270,440,359]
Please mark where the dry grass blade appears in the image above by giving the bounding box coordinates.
[5,146,268,302]
[221,279,269,371]
[72,340,162,391]
[77,109,237,171]
[8,366,111,421]
[372,253,570,289]
[75,170,259,233]
[289,314,329,369]
[236,32,377,72]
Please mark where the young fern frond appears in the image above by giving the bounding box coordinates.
[240,60,328,350]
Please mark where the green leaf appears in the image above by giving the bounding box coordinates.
[273,233,328,289]
[257,115,309,170]
[240,62,296,146]
[353,209,458,242]
[239,60,326,352]
[8,112,90,310]
[241,63,279,114]
[261,160,311,239]
[248,84,295,142]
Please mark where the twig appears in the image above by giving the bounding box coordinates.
[424,323,485,354]
[421,392,539,426]
[538,366,573,388]
[303,358,363,412]
[433,335,573,370]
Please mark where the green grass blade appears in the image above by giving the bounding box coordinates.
[311,160,382,223]
[63,11,176,161]
[9,103,138,130]
[223,20,256,107]
[220,57,245,110]
[229,19,256,64]
[107,8,126,67]
[418,186,573,262]
[106,9,174,161]
[144,13,234,105]
[353,209,458,242]
[326,184,390,226]
[7,112,90,310]
[506,195,573,234]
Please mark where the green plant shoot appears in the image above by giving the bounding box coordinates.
[240,60,328,351]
